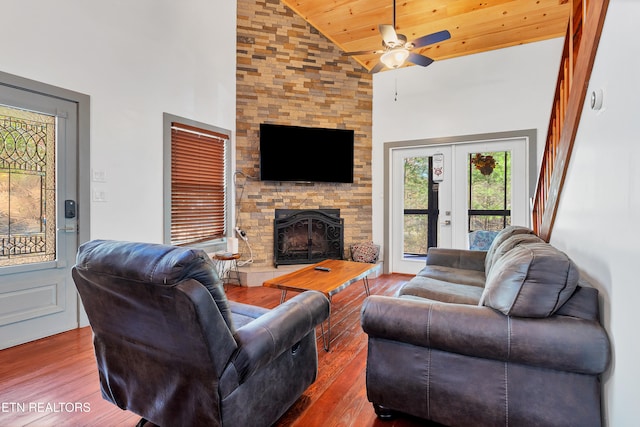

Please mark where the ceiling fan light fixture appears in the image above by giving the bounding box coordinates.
[381,48,410,69]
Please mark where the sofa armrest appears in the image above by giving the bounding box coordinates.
[231,291,329,382]
[426,247,486,272]
[361,295,610,375]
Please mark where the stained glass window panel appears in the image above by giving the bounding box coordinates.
[0,106,56,266]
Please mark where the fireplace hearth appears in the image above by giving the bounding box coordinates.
[273,209,344,267]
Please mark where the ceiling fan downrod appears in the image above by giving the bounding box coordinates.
[392,0,396,30]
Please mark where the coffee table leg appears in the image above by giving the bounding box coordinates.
[320,297,332,352]
[279,290,287,304]
[363,276,371,296]
[322,276,370,351]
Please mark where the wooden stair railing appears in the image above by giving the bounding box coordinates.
[532,0,609,241]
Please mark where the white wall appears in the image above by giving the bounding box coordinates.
[549,0,640,425]
[1,0,237,243]
[371,38,564,257]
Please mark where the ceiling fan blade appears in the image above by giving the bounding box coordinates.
[370,61,386,74]
[379,24,399,46]
[409,30,451,49]
[408,52,434,67]
[343,49,384,56]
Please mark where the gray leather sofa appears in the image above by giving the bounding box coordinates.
[361,226,611,427]
[73,240,330,427]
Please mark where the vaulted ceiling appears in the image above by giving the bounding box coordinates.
[281,0,571,72]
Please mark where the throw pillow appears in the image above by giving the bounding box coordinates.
[350,242,380,263]
[468,230,499,251]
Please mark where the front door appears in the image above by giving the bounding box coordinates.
[0,83,79,349]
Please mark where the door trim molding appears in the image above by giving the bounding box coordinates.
[383,129,537,274]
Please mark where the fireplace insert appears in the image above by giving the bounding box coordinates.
[273,209,344,267]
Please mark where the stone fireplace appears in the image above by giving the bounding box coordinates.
[234,0,373,272]
[273,209,344,267]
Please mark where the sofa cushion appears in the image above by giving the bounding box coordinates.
[425,247,486,271]
[416,265,486,288]
[484,226,535,273]
[485,233,545,276]
[229,301,270,329]
[397,276,483,305]
[480,243,579,317]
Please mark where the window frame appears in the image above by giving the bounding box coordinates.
[163,113,232,253]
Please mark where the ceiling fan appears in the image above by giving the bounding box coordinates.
[343,0,451,73]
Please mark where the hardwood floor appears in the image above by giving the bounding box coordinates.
[0,273,434,427]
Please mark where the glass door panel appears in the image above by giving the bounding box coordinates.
[452,139,529,249]
[468,151,511,232]
[403,156,432,258]
[391,146,451,275]
[0,107,57,267]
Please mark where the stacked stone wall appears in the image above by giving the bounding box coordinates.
[235,0,373,266]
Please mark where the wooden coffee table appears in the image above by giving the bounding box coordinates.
[263,259,380,351]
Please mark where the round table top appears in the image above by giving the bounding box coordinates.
[213,253,241,261]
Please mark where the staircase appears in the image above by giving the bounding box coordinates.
[532,0,609,241]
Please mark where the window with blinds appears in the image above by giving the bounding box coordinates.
[170,122,229,246]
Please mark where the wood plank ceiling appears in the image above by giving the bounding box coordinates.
[281,0,571,72]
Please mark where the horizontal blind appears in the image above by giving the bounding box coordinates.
[171,122,228,246]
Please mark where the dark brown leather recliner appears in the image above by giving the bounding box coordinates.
[72,240,329,427]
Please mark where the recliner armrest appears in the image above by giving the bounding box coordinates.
[231,291,329,382]
[426,247,486,271]
[361,295,610,375]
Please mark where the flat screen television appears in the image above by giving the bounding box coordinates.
[259,123,354,183]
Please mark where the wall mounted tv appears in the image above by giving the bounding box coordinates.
[259,123,354,183]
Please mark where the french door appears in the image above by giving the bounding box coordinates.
[390,146,452,274]
[0,83,79,349]
[451,139,529,249]
[389,138,529,274]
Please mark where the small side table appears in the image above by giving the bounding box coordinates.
[213,253,242,287]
